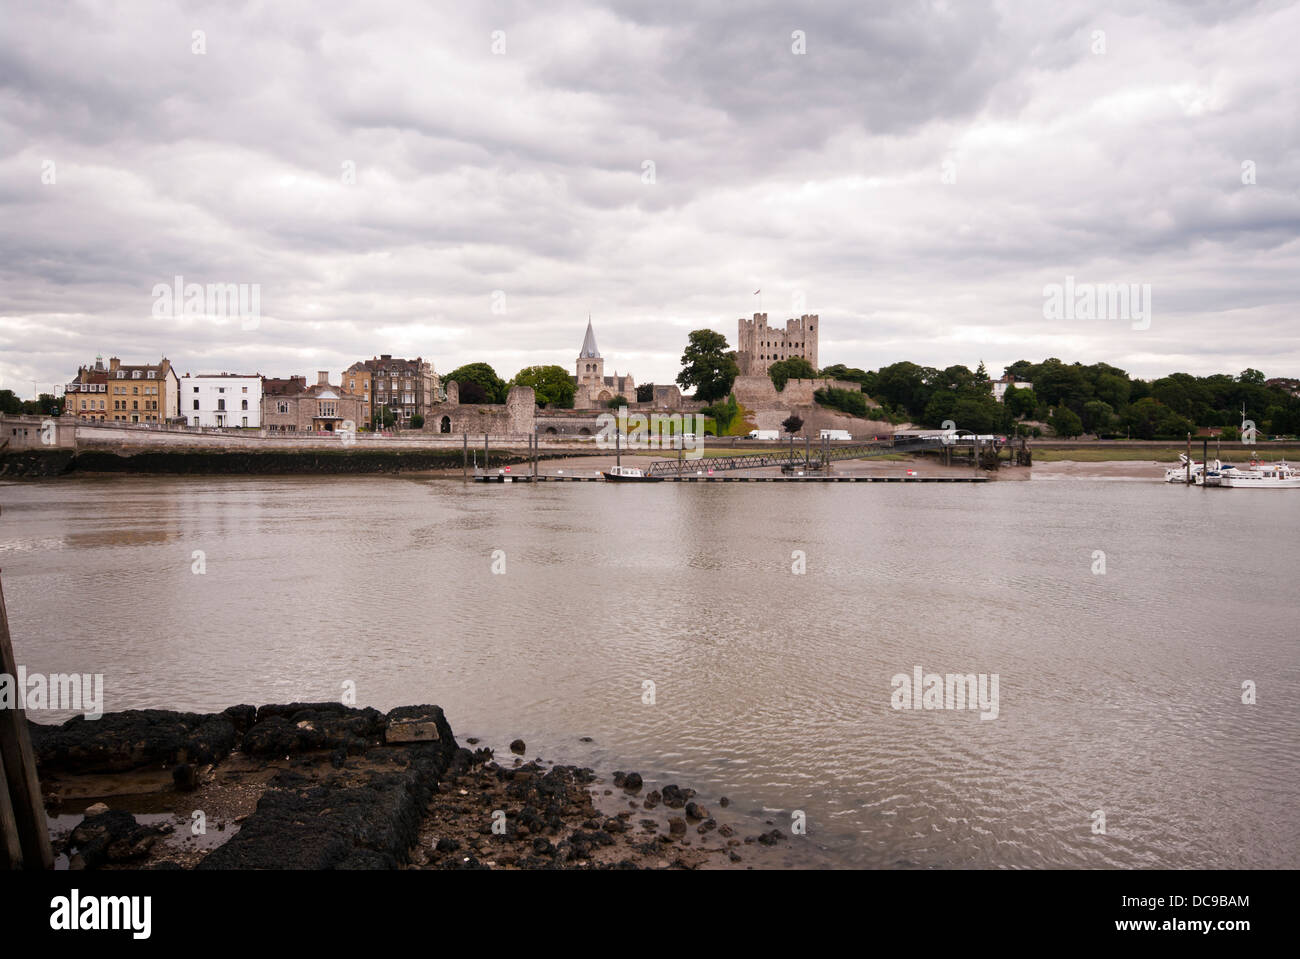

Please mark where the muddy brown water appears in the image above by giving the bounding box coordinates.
[2,474,1297,868]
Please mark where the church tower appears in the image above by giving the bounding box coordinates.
[576,316,604,389]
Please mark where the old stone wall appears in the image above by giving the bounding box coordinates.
[731,375,866,410]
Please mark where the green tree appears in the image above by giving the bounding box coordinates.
[702,393,741,433]
[1004,385,1037,419]
[1237,368,1266,385]
[1081,400,1115,435]
[1048,407,1084,438]
[607,395,627,409]
[409,414,425,429]
[677,330,739,403]
[446,363,507,403]
[874,362,931,419]
[768,357,817,391]
[635,383,654,403]
[819,365,876,393]
[511,365,576,408]
[782,414,804,435]
[0,390,25,414]
[814,387,868,417]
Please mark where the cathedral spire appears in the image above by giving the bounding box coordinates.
[579,316,601,358]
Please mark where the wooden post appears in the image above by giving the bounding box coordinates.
[0,572,54,870]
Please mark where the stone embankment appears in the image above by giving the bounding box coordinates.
[0,448,547,477]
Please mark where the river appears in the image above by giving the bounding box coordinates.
[1,474,1296,868]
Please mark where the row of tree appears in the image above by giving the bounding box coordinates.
[417,339,1300,442]
[669,329,1298,439]
[0,390,63,416]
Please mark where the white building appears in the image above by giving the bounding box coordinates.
[181,373,263,428]
[991,378,1033,403]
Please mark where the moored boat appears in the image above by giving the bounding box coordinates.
[1210,460,1300,489]
[602,465,662,482]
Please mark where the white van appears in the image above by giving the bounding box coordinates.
[747,430,779,441]
[819,429,851,441]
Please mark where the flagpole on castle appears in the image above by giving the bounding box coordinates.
[754,288,762,314]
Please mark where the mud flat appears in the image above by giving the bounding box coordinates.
[31,703,814,870]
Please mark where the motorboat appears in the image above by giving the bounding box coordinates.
[1209,460,1300,489]
[602,465,662,482]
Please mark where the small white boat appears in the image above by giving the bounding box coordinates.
[1210,460,1300,489]
[1164,454,1207,484]
[602,465,662,482]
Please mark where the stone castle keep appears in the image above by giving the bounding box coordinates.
[736,313,819,376]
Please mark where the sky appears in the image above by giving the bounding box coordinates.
[2,0,1298,398]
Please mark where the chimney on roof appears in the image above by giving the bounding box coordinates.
[317,371,330,386]
[380,354,392,360]
[109,357,120,371]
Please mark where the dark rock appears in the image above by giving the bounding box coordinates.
[532,837,554,856]
[719,824,735,837]
[30,710,237,774]
[757,829,787,846]
[612,771,626,787]
[668,817,686,837]
[729,851,742,863]
[242,705,388,756]
[622,772,643,790]
[509,738,526,754]
[68,811,165,868]
[697,818,718,834]
[435,837,461,853]
[579,736,593,743]
[221,705,257,734]
[643,789,661,809]
[685,801,708,821]
[660,784,694,809]
[719,796,730,807]
[172,763,198,791]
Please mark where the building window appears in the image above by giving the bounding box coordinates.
[193,400,199,410]
[241,400,248,410]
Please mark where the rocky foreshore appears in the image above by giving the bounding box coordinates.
[30,703,802,870]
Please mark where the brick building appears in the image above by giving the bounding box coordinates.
[344,355,439,427]
[84,356,180,423]
[262,372,364,433]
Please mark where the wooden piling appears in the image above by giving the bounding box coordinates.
[0,571,54,870]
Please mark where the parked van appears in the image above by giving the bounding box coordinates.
[819,429,852,441]
[747,429,779,440]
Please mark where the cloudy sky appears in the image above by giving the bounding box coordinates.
[2,0,1297,398]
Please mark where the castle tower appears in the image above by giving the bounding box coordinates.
[576,316,604,388]
[736,312,818,376]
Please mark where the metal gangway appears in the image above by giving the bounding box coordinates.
[645,435,964,477]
